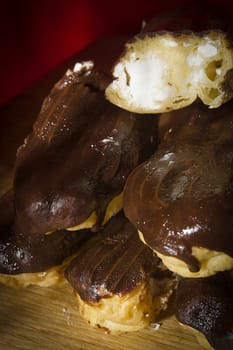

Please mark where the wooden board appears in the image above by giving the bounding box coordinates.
[0,283,203,350]
[0,36,205,350]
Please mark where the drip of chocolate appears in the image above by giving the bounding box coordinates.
[124,100,233,272]
[14,64,158,235]
[0,191,93,274]
[175,270,233,350]
[65,211,171,303]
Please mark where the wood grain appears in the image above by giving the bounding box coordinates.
[0,35,205,350]
[0,283,203,350]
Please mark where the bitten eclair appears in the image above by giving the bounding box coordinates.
[65,211,177,333]
[105,30,233,113]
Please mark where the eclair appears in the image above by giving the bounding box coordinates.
[175,270,233,350]
[65,211,177,333]
[0,190,93,288]
[14,61,158,235]
[105,30,233,113]
[123,100,233,278]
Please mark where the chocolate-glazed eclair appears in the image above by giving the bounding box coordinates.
[175,270,233,350]
[65,211,177,333]
[0,191,93,288]
[105,30,233,114]
[14,61,158,235]
[124,100,233,278]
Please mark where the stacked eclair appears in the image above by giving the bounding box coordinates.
[0,58,177,331]
[0,17,233,350]
[105,27,233,350]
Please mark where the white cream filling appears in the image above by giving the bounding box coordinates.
[197,42,218,57]
[112,54,177,110]
[73,60,94,73]
[106,32,233,112]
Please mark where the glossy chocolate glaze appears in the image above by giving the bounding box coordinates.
[0,191,93,274]
[14,64,158,235]
[175,270,233,350]
[124,101,233,272]
[65,211,172,303]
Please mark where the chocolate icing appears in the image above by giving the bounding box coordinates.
[65,211,171,303]
[14,65,158,235]
[124,101,233,272]
[0,191,93,274]
[175,270,233,350]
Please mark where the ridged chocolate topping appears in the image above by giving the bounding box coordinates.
[65,211,170,303]
[175,270,233,350]
[14,64,158,235]
[124,101,233,272]
[0,191,93,274]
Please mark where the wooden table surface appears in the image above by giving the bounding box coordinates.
[0,36,205,350]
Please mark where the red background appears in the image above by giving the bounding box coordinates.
[0,0,232,105]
